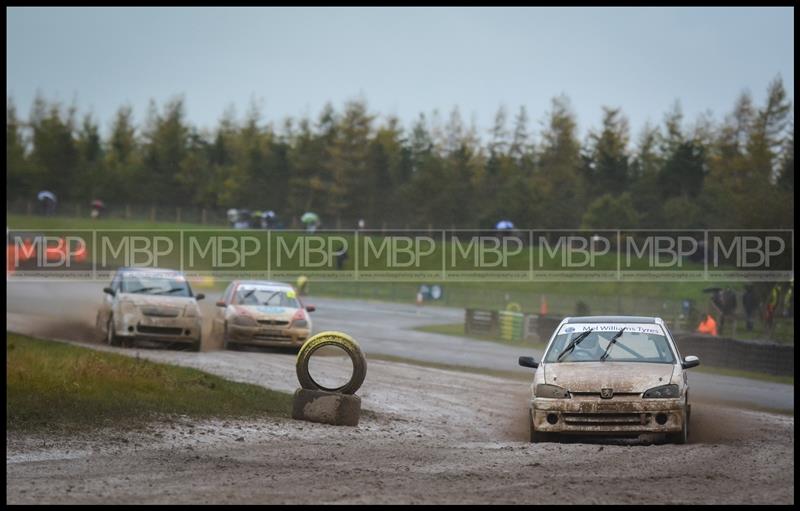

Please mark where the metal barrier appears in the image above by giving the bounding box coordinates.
[673,334,794,377]
[465,309,499,336]
[523,315,563,344]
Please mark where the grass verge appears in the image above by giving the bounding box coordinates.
[6,332,293,432]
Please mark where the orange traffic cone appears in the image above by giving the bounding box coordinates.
[540,295,548,316]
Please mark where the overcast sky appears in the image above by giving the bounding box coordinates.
[6,6,794,142]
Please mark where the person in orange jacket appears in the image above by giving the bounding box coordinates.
[696,313,718,336]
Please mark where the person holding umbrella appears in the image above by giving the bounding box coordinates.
[37,190,57,216]
[495,219,515,242]
[90,199,105,219]
[262,210,277,229]
[301,212,320,233]
[227,209,239,228]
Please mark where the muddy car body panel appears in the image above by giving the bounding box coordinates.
[214,280,313,349]
[96,267,204,349]
[520,316,699,442]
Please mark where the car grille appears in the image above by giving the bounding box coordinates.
[257,319,289,326]
[563,413,650,426]
[141,307,181,318]
[137,325,184,336]
[254,333,294,342]
[570,392,642,399]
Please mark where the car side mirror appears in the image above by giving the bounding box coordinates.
[682,355,700,369]
[518,356,539,369]
[305,305,316,313]
[103,287,115,296]
[215,300,226,307]
[195,293,205,301]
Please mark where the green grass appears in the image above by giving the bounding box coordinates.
[6,213,208,231]
[413,322,548,350]
[6,333,294,432]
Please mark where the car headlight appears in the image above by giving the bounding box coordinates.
[290,309,308,328]
[643,384,680,398]
[535,384,570,399]
[184,305,198,318]
[232,315,258,327]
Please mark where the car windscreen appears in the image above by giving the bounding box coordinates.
[120,273,192,297]
[234,286,299,308]
[544,323,675,364]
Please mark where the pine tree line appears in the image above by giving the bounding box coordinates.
[6,76,793,229]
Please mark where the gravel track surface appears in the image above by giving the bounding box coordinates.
[6,281,795,504]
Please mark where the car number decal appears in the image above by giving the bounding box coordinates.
[257,306,286,314]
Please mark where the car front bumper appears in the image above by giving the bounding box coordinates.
[531,397,686,434]
[117,314,202,344]
[227,323,309,347]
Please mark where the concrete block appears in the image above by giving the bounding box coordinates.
[292,388,361,427]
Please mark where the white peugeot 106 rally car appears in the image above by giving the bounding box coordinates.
[518,316,700,444]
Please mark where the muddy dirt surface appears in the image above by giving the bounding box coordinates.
[5,281,795,504]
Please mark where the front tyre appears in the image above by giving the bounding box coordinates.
[529,409,555,443]
[668,403,689,444]
[106,316,121,347]
[222,322,235,351]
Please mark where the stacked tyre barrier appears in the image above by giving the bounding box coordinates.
[292,331,367,426]
[499,310,525,342]
[465,308,561,344]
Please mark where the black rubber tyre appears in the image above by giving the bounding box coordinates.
[296,331,367,395]
[667,403,689,444]
[106,316,121,347]
[222,322,235,351]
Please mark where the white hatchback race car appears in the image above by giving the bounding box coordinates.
[96,267,205,351]
[518,316,700,444]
